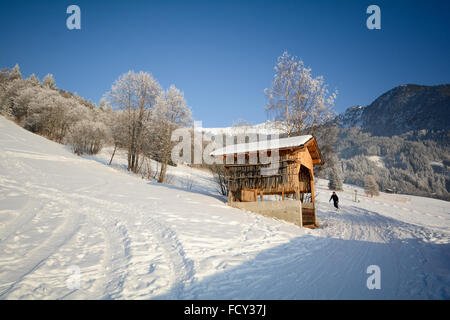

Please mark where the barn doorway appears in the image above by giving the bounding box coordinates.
[298,165,312,203]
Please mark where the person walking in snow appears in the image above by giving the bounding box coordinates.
[329,191,339,211]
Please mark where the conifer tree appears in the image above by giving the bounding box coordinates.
[328,167,343,190]
[364,175,379,197]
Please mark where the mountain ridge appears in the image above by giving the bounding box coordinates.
[337,84,450,137]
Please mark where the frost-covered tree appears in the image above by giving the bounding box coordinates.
[9,64,22,81]
[12,86,38,121]
[98,97,107,111]
[364,175,379,197]
[232,119,251,131]
[0,65,25,117]
[27,73,40,86]
[152,85,192,183]
[210,163,228,196]
[105,110,128,165]
[328,167,343,191]
[311,122,339,177]
[23,88,87,142]
[0,64,114,158]
[42,74,56,89]
[264,52,338,178]
[66,120,109,155]
[0,65,21,88]
[264,51,337,137]
[106,71,162,173]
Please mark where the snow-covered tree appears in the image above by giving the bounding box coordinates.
[152,85,192,183]
[364,175,379,197]
[27,73,40,86]
[24,89,85,142]
[210,163,228,196]
[66,119,109,155]
[98,97,107,111]
[106,70,162,173]
[0,64,115,158]
[12,86,38,121]
[0,65,26,117]
[264,51,337,137]
[42,74,56,89]
[104,110,128,165]
[11,64,22,80]
[312,122,339,178]
[328,167,343,191]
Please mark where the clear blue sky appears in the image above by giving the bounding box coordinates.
[1,0,449,127]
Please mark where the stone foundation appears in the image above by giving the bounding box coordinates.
[230,200,304,227]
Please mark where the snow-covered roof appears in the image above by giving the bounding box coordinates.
[210,135,314,156]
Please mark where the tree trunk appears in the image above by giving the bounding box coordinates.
[109,144,117,165]
[158,161,167,183]
[134,153,139,174]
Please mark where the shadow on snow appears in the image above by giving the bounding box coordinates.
[153,207,450,300]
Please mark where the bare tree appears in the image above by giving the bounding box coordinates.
[42,74,56,89]
[210,164,228,196]
[103,110,128,165]
[152,85,192,183]
[66,119,108,155]
[24,89,84,142]
[264,51,339,177]
[106,71,161,173]
[309,122,339,177]
[264,51,337,137]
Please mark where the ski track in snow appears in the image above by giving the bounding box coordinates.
[0,175,194,299]
[0,116,449,299]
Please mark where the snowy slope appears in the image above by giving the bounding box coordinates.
[0,116,449,299]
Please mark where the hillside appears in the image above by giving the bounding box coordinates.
[1,116,449,299]
[337,84,450,137]
[334,84,450,201]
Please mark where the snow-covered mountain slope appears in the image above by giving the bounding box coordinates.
[335,84,450,136]
[335,105,364,128]
[199,120,284,136]
[0,116,449,299]
[367,155,386,169]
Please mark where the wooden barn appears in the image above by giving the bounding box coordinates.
[211,135,322,228]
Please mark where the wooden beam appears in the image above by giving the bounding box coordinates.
[297,186,303,227]
[310,168,316,204]
[227,166,232,204]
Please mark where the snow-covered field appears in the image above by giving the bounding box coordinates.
[0,116,449,299]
